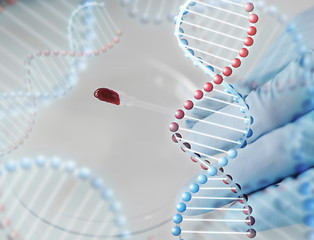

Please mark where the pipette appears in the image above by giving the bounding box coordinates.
[94,87,173,115]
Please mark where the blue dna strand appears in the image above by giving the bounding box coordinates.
[0,155,129,240]
[119,0,186,24]
[0,1,122,157]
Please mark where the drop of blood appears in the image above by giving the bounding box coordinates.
[94,88,120,105]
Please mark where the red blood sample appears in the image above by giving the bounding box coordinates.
[94,88,120,105]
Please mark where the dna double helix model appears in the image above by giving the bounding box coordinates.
[169,0,314,239]
[0,1,122,157]
[169,0,259,238]
[0,155,128,240]
[120,0,186,24]
[0,2,129,239]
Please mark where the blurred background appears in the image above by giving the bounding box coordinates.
[0,0,313,239]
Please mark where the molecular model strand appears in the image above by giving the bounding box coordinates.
[0,1,122,157]
[120,0,186,24]
[170,0,259,238]
[0,156,129,240]
[170,0,256,173]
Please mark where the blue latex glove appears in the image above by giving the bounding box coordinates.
[177,6,314,234]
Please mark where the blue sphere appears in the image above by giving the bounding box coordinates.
[227,149,238,158]
[218,157,228,167]
[208,166,217,176]
[20,158,32,170]
[189,1,196,6]
[115,215,126,227]
[50,157,61,169]
[110,202,121,213]
[247,128,253,138]
[299,182,310,195]
[91,177,104,189]
[178,28,184,37]
[181,39,188,45]
[5,161,17,172]
[173,16,178,24]
[207,65,214,72]
[182,192,192,202]
[172,226,181,236]
[304,215,314,228]
[35,156,47,167]
[190,183,199,193]
[187,49,194,56]
[240,140,247,148]
[176,202,187,213]
[65,161,76,173]
[78,168,91,180]
[198,174,208,184]
[173,214,183,224]
[102,188,114,200]
[304,199,314,212]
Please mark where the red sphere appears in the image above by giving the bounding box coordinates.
[249,14,259,23]
[172,133,182,143]
[223,67,232,76]
[239,48,249,58]
[231,183,242,193]
[244,2,254,12]
[175,109,185,119]
[247,229,257,238]
[194,90,203,100]
[232,58,241,68]
[201,160,210,170]
[247,26,257,36]
[244,37,254,46]
[6,0,16,5]
[213,75,223,84]
[184,100,194,110]
[203,82,213,92]
[191,157,197,163]
[246,216,255,226]
[201,165,208,170]
[243,205,253,215]
[223,174,233,185]
[169,122,179,132]
[238,194,248,204]
[181,142,191,152]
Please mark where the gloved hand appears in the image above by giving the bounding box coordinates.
[177,5,314,234]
